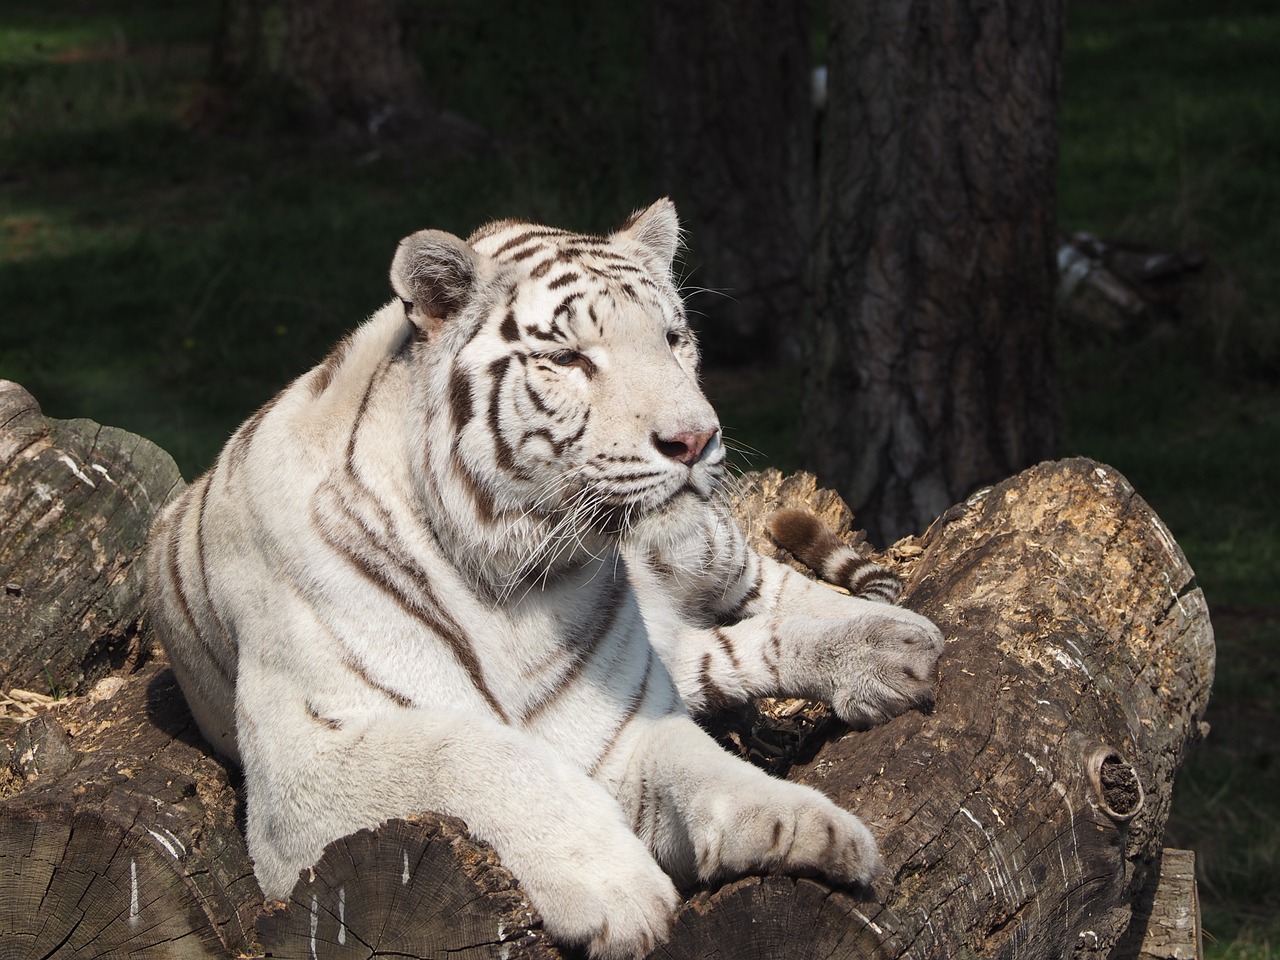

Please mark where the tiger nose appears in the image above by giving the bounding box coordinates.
[652,428,719,466]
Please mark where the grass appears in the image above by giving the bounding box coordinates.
[1058,2,1280,951]
[1,0,1278,953]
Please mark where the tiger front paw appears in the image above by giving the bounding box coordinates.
[522,827,680,960]
[829,607,945,728]
[692,777,884,888]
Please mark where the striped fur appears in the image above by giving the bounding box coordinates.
[768,508,903,603]
[145,199,944,960]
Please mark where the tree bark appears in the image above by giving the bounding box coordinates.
[659,458,1213,959]
[0,380,184,697]
[0,658,259,958]
[648,0,814,364]
[0,390,1210,959]
[212,0,466,142]
[801,1,1064,543]
[1112,848,1202,960]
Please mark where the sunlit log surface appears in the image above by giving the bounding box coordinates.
[657,460,1213,960]
[0,380,183,696]
[0,385,1210,960]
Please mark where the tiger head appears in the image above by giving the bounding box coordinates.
[390,199,724,579]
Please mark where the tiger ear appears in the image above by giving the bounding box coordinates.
[390,230,481,333]
[615,198,681,276]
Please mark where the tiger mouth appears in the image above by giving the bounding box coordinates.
[591,482,709,540]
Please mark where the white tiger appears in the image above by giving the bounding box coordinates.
[145,199,944,959]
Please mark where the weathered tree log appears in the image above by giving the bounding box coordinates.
[0,389,1211,960]
[0,653,556,959]
[654,459,1213,959]
[1111,848,1202,960]
[255,816,554,960]
[0,380,183,697]
[1,656,257,957]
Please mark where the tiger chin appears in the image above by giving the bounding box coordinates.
[145,199,945,960]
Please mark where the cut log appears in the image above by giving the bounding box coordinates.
[1,656,546,959]
[0,394,1211,960]
[655,459,1213,959]
[1112,848,1202,960]
[255,817,553,960]
[0,657,259,958]
[0,380,184,697]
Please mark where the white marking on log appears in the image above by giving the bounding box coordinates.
[1150,511,1182,564]
[338,886,347,945]
[90,463,116,485]
[1051,648,1078,671]
[58,454,96,488]
[848,908,885,937]
[402,849,410,884]
[129,858,139,922]
[917,907,938,946]
[1022,752,1052,780]
[961,806,1026,904]
[146,827,185,859]
[310,893,319,960]
[1162,570,1188,616]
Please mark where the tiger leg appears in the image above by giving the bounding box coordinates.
[648,586,944,727]
[239,697,679,960]
[633,519,944,727]
[615,713,883,889]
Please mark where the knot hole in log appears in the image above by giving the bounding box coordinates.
[1087,745,1145,824]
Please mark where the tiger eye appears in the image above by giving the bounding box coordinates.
[551,350,595,375]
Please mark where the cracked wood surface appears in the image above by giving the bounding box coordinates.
[656,458,1213,959]
[0,380,184,697]
[0,393,1210,960]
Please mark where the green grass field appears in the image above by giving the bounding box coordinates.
[2,0,1278,952]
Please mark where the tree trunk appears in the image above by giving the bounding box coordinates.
[648,0,814,365]
[0,384,1210,957]
[212,0,468,142]
[0,380,183,697]
[800,1,1064,543]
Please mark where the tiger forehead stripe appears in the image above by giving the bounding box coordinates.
[490,228,566,258]
[448,366,474,430]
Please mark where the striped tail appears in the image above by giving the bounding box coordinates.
[767,509,902,604]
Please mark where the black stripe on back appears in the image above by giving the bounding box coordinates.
[164,487,235,684]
